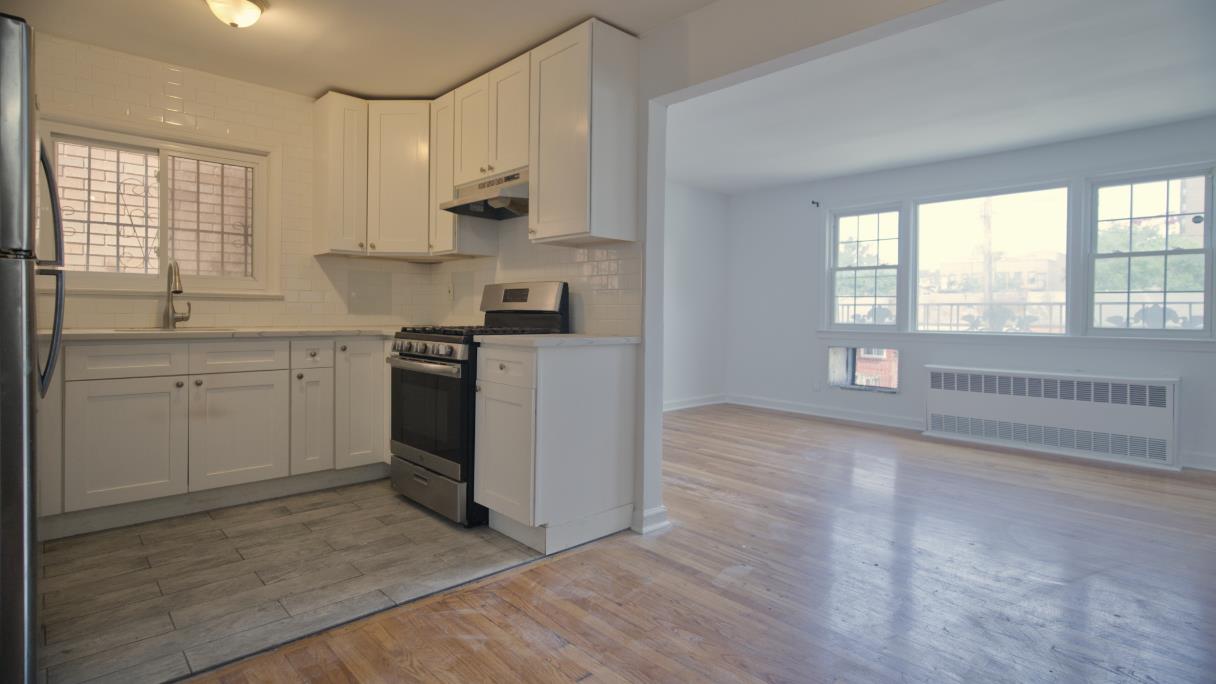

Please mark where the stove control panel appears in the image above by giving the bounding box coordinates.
[393,338,469,361]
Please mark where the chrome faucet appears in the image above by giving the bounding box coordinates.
[163,259,191,329]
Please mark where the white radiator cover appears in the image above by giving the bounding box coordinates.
[924,365,1180,470]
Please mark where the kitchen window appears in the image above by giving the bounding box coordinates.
[45,124,273,294]
[1091,174,1210,332]
[915,187,1068,334]
[830,210,900,326]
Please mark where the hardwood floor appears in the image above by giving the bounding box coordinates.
[193,404,1216,683]
[37,480,538,684]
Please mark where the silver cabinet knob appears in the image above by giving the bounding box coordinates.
[475,385,481,393]
[487,164,494,171]
[498,363,507,371]
[528,229,537,235]
[370,243,376,250]
[194,379,203,386]
[358,241,365,248]
[340,345,348,352]
[479,166,486,173]
[297,373,304,380]
[309,350,317,357]
[175,381,184,388]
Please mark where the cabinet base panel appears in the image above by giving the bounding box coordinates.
[489,503,633,555]
[38,463,388,541]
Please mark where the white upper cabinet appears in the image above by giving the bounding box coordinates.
[430,90,498,258]
[314,92,368,254]
[367,100,431,256]
[529,20,638,245]
[453,75,489,186]
[454,53,530,186]
[488,53,530,176]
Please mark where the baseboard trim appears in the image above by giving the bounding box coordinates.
[725,394,924,432]
[40,463,390,540]
[721,394,1216,472]
[631,504,671,534]
[663,395,727,412]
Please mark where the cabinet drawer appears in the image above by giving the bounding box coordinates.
[189,340,290,374]
[390,458,467,523]
[65,342,189,381]
[291,339,335,368]
[477,346,535,388]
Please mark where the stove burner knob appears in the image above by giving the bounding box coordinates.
[416,343,429,354]
[435,344,453,357]
[402,341,414,353]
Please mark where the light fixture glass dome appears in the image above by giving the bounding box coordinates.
[204,0,266,28]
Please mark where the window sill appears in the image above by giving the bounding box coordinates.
[38,286,285,301]
[834,384,898,394]
[817,328,1216,352]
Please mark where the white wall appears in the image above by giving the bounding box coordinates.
[33,34,433,329]
[718,115,1216,470]
[662,183,728,409]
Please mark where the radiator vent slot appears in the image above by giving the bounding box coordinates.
[926,366,1178,469]
[929,413,1172,466]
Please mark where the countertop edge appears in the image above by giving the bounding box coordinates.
[42,327,399,341]
[474,334,642,348]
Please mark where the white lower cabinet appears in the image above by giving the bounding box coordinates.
[291,367,335,474]
[188,370,290,491]
[473,381,536,525]
[64,375,189,512]
[335,338,386,468]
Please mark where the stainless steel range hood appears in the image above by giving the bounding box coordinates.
[440,168,528,220]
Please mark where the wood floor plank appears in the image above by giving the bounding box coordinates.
[192,405,1216,684]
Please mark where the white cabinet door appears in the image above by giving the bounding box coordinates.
[335,338,385,469]
[314,91,368,254]
[291,368,335,475]
[367,100,431,256]
[474,380,536,526]
[453,75,489,186]
[528,24,591,241]
[429,90,456,255]
[487,53,530,175]
[188,370,289,491]
[64,376,189,511]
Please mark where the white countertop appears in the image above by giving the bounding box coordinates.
[44,326,399,341]
[474,334,641,348]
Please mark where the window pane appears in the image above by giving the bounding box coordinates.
[829,347,899,391]
[1093,175,1207,330]
[1096,219,1129,254]
[832,210,899,326]
[916,187,1067,334]
[55,139,159,275]
[168,155,255,278]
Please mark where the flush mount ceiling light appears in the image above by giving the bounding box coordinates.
[204,0,267,28]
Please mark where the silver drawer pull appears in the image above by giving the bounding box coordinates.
[498,363,507,371]
[340,345,347,352]
[413,474,429,486]
[297,373,304,380]
[175,381,184,388]
[309,350,317,357]
[194,379,203,386]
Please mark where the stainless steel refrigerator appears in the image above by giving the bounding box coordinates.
[1,12,66,684]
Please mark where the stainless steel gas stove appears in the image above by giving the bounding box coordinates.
[386,281,569,526]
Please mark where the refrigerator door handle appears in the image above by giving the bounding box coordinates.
[37,143,65,397]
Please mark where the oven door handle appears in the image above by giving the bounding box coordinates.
[386,356,463,379]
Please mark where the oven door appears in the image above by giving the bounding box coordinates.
[388,356,469,481]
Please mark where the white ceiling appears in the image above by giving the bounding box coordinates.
[667,0,1216,192]
[0,0,715,97]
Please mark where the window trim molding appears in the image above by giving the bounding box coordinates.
[37,120,282,298]
[1082,165,1214,340]
[824,202,903,331]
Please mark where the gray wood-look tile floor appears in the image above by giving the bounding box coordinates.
[37,479,540,684]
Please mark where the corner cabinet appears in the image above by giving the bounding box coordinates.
[528,20,638,245]
[367,100,431,256]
